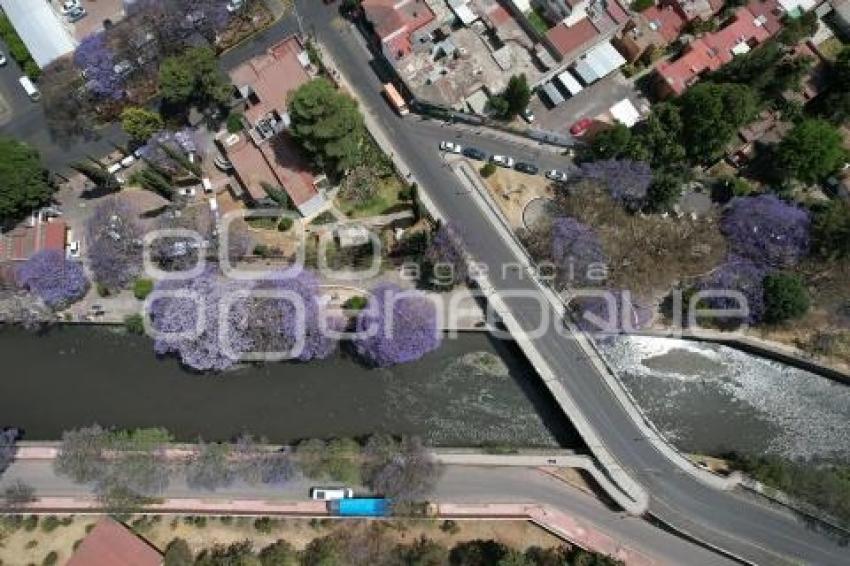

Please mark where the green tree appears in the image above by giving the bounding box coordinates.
[258,540,298,566]
[301,536,344,566]
[763,272,809,323]
[163,538,193,566]
[120,107,164,143]
[677,82,758,162]
[812,200,850,259]
[646,171,684,212]
[0,137,54,222]
[288,78,366,174]
[196,541,259,566]
[392,536,448,566]
[633,103,686,167]
[325,438,361,483]
[778,12,818,46]
[500,74,531,119]
[586,123,636,161]
[159,47,230,108]
[775,119,845,183]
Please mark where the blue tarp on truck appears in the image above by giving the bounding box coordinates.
[330,498,389,517]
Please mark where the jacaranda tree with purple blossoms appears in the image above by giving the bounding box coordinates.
[74,33,124,100]
[148,267,335,371]
[721,194,810,269]
[423,223,469,290]
[354,283,441,367]
[693,256,768,324]
[579,159,652,211]
[86,198,144,292]
[550,217,607,290]
[16,250,90,310]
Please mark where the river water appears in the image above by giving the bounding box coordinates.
[0,325,575,447]
[599,336,850,463]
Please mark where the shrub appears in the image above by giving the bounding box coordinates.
[277,217,293,232]
[253,517,274,533]
[25,539,38,549]
[40,516,60,532]
[480,162,497,178]
[226,112,244,134]
[343,295,368,311]
[133,279,154,300]
[23,515,38,531]
[124,313,145,335]
[762,272,809,323]
[631,0,654,10]
[42,552,58,566]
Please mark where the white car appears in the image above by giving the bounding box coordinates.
[66,241,80,258]
[179,186,197,197]
[0,51,6,66]
[227,0,245,12]
[521,108,535,123]
[439,141,462,154]
[60,0,81,15]
[310,487,353,501]
[491,154,515,168]
[545,169,569,182]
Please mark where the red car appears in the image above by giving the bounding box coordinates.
[570,118,593,136]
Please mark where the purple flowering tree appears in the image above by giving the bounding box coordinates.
[721,194,810,269]
[248,269,338,362]
[579,159,652,211]
[16,250,90,310]
[424,223,468,289]
[550,217,607,290]
[126,0,230,48]
[85,199,144,291]
[74,33,125,99]
[354,283,441,367]
[148,268,255,372]
[694,256,768,324]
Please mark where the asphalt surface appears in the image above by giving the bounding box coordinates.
[297,2,850,564]
[2,4,847,564]
[0,460,733,565]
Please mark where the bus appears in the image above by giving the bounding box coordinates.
[383,83,409,116]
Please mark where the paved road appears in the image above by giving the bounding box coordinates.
[3,5,847,564]
[297,2,850,564]
[0,459,732,565]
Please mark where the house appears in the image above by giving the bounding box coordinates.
[66,517,162,566]
[0,216,67,262]
[362,0,438,62]
[542,0,630,63]
[724,109,792,166]
[224,36,329,217]
[615,4,689,63]
[654,1,783,97]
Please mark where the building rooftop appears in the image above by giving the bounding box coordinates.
[546,18,601,60]
[0,219,66,262]
[0,0,77,68]
[66,517,162,566]
[229,36,311,126]
[363,0,437,59]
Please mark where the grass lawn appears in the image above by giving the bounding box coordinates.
[246,216,280,230]
[526,9,550,36]
[337,175,407,219]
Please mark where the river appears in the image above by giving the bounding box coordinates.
[599,335,850,463]
[0,325,576,447]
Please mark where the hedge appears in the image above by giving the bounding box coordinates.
[0,15,40,79]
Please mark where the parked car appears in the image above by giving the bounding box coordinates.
[462,147,486,160]
[214,155,234,172]
[545,169,569,182]
[66,241,80,258]
[310,487,353,501]
[60,0,81,15]
[179,186,197,197]
[202,177,213,193]
[439,140,462,154]
[66,6,87,23]
[520,108,535,123]
[515,162,539,175]
[227,0,245,13]
[490,154,515,168]
[570,117,593,136]
[0,51,6,66]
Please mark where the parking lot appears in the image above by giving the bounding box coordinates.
[527,72,645,135]
[51,0,127,41]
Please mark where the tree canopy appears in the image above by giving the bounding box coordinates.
[158,47,230,108]
[288,78,366,175]
[493,74,531,119]
[121,107,164,143]
[762,272,809,323]
[0,137,54,222]
[775,119,845,184]
[676,82,758,162]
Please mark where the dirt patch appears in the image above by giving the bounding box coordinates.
[0,515,98,566]
[481,167,555,228]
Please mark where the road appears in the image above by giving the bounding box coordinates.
[0,459,732,565]
[295,2,850,564]
[1,5,846,564]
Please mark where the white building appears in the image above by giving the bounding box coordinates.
[0,0,77,69]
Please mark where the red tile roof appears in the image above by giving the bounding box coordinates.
[229,36,310,126]
[487,4,512,27]
[363,0,435,58]
[643,5,688,43]
[0,219,66,262]
[606,0,631,25]
[656,6,777,95]
[66,518,162,566]
[546,18,601,59]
